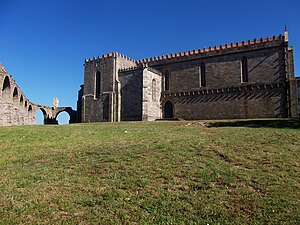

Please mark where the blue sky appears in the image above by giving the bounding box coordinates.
[0,0,299,123]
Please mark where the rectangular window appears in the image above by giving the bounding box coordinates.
[200,63,206,87]
[241,57,248,83]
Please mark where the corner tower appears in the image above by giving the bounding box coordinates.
[80,52,136,122]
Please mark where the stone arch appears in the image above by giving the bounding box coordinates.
[20,94,24,103]
[36,108,48,124]
[53,107,77,124]
[28,105,32,112]
[2,76,11,91]
[164,100,173,119]
[55,110,71,124]
[13,87,18,100]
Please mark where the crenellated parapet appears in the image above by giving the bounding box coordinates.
[118,63,162,76]
[84,35,286,69]
[118,64,144,73]
[136,35,285,65]
[84,52,135,65]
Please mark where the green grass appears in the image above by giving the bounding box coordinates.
[0,120,299,224]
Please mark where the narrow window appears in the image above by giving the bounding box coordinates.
[200,63,206,87]
[95,71,101,98]
[152,79,156,101]
[165,70,169,91]
[241,57,248,83]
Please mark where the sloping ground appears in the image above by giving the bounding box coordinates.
[0,120,299,224]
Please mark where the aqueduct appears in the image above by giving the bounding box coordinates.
[0,64,77,126]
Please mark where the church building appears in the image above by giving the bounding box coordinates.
[77,29,298,122]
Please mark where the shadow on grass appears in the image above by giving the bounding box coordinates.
[208,119,300,129]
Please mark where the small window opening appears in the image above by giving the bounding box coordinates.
[200,63,206,87]
[95,71,101,98]
[241,57,248,83]
[164,70,170,91]
[152,79,156,101]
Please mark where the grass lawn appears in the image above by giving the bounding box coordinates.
[0,119,299,224]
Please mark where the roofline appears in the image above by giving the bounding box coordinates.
[84,34,286,65]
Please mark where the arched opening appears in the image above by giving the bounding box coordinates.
[20,95,24,103]
[2,76,10,91]
[25,101,28,107]
[36,108,47,125]
[28,105,32,112]
[56,111,70,125]
[13,87,18,100]
[164,101,173,119]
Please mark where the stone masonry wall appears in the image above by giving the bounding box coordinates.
[81,35,297,121]
[150,40,289,119]
[0,64,36,126]
[142,68,162,121]
[82,55,115,122]
[119,69,143,121]
[82,53,137,122]
[152,46,285,92]
[163,84,287,120]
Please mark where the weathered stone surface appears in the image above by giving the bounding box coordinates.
[2,33,298,125]
[78,33,298,121]
[0,64,77,126]
[142,68,162,121]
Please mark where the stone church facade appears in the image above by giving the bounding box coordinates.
[77,30,298,122]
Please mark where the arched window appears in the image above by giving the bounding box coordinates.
[200,63,206,87]
[241,57,248,83]
[28,105,32,112]
[2,76,10,91]
[20,95,24,103]
[25,101,28,107]
[164,70,170,91]
[152,79,156,101]
[95,71,101,98]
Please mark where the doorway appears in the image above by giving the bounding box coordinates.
[164,101,173,118]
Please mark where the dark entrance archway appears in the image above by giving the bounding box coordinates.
[164,101,173,118]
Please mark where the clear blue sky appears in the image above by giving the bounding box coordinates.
[0,0,299,123]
